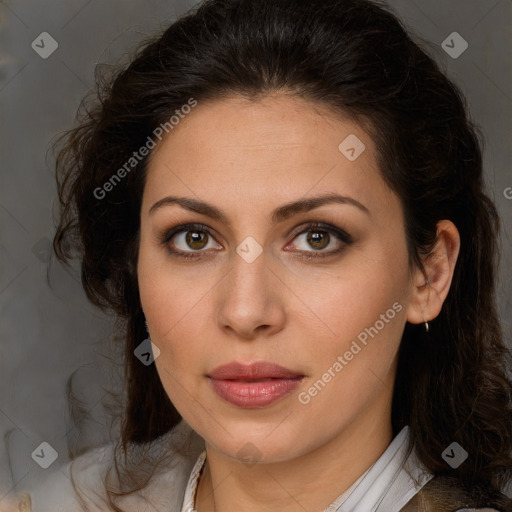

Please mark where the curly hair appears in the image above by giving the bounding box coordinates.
[52,0,512,506]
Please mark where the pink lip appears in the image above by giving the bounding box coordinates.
[208,362,304,408]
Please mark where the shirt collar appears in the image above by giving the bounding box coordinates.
[180,426,433,512]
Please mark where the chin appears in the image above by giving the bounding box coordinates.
[203,422,312,465]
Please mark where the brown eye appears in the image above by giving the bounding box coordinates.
[160,223,222,259]
[306,231,330,250]
[185,230,209,250]
[287,222,353,260]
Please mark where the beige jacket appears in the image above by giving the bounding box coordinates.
[399,475,512,512]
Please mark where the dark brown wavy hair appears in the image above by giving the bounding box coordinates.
[52,0,512,507]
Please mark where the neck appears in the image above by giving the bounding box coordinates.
[194,392,394,512]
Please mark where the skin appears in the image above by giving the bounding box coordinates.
[137,93,460,511]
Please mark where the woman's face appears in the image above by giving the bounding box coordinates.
[138,93,417,463]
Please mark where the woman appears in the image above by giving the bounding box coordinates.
[15,0,512,510]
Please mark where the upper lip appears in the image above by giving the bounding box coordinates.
[208,361,304,380]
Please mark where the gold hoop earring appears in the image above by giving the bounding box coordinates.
[424,320,429,333]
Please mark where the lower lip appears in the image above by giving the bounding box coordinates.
[209,377,303,408]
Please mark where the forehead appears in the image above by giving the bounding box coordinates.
[148,93,368,166]
[143,93,396,221]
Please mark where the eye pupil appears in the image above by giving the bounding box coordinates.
[307,231,329,250]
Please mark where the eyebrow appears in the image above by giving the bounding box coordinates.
[148,193,370,224]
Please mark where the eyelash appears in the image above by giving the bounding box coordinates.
[159,221,353,261]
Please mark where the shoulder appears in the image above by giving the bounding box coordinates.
[10,444,113,512]
[400,475,512,512]
[12,420,204,512]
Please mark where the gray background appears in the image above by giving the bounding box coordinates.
[1,0,511,504]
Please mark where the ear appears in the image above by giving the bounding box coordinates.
[406,219,460,325]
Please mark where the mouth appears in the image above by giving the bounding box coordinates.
[226,378,275,382]
[207,361,305,408]
[208,361,304,380]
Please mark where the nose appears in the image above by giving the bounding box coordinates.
[215,249,286,341]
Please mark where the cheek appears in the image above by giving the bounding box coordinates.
[140,264,214,413]
[138,226,206,333]
[303,250,409,337]
[296,284,407,428]
[309,283,406,371]
[297,243,410,381]
[138,247,179,353]
[140,272,211,359]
